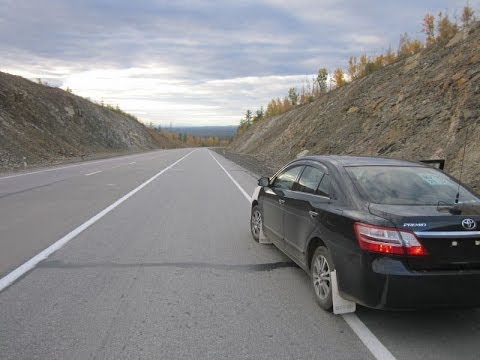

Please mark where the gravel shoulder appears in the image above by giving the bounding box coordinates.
[211,147,277,179]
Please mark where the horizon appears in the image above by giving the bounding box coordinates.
[156,124,238,129]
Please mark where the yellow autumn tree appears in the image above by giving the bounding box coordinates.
[423,14,436,46]
[333,68,346,88]
[348,56,359,80]
[461,4,475,27]
[398,33,423,58]
[437,12,458,42]
[384,47,397,65]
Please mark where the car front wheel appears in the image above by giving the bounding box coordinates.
[311,246,334,311]
[250,205,262,242]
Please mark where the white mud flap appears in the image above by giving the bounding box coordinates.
[259,227,272,244]
[331,270,356,314]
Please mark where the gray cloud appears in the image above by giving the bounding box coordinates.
[1,0,478,125]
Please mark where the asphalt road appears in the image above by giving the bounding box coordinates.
[0,149,479,360]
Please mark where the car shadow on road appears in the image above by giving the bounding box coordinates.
[38,259,299,273]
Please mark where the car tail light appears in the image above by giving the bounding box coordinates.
[353,223,428,256]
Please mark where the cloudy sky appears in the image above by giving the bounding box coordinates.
[1,0,477,126]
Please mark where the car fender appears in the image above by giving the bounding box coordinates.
[250,186,271,244]
[251,185,262,204]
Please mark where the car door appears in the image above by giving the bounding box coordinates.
[262,165,304,245]
[283,165,328,263]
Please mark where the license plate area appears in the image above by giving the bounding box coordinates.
[409,237,480,270]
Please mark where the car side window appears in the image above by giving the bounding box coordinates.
[317,174,331,197]
[296,166,325,194]
[273,166,303,190]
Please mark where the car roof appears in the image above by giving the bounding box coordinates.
[299,155,425,167]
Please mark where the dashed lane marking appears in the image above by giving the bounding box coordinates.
[0,150,196,292]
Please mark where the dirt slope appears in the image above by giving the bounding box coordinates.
[0,71,178,170]
[230,23,480,191]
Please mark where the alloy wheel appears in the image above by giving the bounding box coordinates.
[251,209,262,238]
[312,254,331,300]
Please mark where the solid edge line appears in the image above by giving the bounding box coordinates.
[208,150,397,360]
[0,149,196,292]
[342,314,397,360]
[208,151,252,202]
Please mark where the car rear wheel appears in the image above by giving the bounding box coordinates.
[311,246,334,311]
[250,205,262,242]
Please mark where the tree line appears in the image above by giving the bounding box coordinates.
[148,125,231,147]
[236,4,476,137]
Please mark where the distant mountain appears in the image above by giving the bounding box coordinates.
[167,126,237,139]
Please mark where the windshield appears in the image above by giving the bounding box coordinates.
[346,166,480,206]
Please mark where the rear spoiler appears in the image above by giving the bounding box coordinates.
[419,159,445,170]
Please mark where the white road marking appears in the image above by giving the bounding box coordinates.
[208,151,252,202]
[209,150,397,360]
[106,164,125,171]
[85,170,102,176]
[0,152,161,180]
[0,162,98,180]
[0,150,196,292]
[129,162,136,165]
[343,314,397,360]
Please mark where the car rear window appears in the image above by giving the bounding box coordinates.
[317,174,331,197]
[346,166,480,205]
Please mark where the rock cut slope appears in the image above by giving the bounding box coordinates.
[230,23,480,191]
[0,71,173,170]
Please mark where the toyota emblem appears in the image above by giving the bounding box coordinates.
[461,218,477,230]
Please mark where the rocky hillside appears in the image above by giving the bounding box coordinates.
[230,22,480,191]
[0,71,178,171]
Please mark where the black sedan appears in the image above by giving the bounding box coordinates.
[250,155,480,310]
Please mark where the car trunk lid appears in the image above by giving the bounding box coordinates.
[369,203,480,270]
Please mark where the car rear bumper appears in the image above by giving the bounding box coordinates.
[338,256,480,310]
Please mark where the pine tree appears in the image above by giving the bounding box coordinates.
[245,109,253,125]
[317,68,328,93]
[288,88,298,106]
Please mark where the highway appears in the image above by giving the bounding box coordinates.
[0,148,479,360]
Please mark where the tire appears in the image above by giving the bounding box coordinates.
[311,246,334,311]
[250,205,262,242]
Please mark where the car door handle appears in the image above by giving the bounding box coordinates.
[309,210,318,218]
[278,199,285,205]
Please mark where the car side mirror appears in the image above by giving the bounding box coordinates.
[258,177,270,187]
